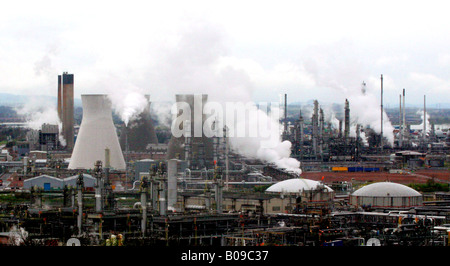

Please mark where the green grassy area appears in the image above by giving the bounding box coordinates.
[408,179,450,193]
[0,193,29,204]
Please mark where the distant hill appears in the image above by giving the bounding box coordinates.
[290,100,450,109]
[0,93,82,107]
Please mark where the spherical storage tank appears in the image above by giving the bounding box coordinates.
[350,182,422,209]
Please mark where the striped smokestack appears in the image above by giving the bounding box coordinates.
[57,72,74,151]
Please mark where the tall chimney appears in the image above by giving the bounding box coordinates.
[312,100,319,156]
[57,76,63,121]
[344,99,350,141]
[58,73,74,151]
[284,93,288,135]
[380,74,383,150]
[399,94,403,148]
[402,88,406,146]
[423,95,427,145]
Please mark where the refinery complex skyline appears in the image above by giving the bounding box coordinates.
[1,0,449,251]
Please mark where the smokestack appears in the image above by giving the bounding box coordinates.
[380,74,383,150]
[399,94,403,148]
[298,111,304,159]
[57,76,62,121]
[338,120,343,138]
[58,73,74,151]
[403,88,406,146]
[344,99,350,141]
[69,95,126,170]
[284,93,287,135]
[312,100,319,156]
[319,108,324,154]
[423,95,427,144]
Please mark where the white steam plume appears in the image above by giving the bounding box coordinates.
[154,19,301,174]
[417,109,430,134]
[303,41,395,146]
[150,101,173,127]
[96,76,149,127]
[224,103,301,175]
[14,96,65,143]
[110,91,147,127]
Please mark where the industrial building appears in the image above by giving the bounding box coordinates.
[23,174,96,190]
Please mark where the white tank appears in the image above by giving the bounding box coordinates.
[69,94,126,170]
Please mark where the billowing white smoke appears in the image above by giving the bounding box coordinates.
[417,109,430,134]
[157,20,302,174]
[221,102,301,175]
[303,42,395,146]
[14,96,65,144]
[109,92,147,127]
[348,92,395,145]
[101,78,149,127]
[323,106,340,130]
[151,101,173,127]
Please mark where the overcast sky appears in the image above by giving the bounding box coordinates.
[1,0,450,107]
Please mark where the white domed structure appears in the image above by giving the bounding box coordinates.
[350,182,422,209]
[266,178,333,193]
[266,178,334,203]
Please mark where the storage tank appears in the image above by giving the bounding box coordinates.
[266,178,334,202]
[69,94,126,170]
[350,182,422,209]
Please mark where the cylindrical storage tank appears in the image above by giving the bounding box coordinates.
[69,95,126,170]
[350,182,423,209]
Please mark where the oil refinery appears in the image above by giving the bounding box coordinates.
[0,73,449,247]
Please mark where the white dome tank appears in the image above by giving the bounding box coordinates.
[266,178,333,193]
[350,182,422,208]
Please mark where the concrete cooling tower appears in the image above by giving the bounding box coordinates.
[119,95,158,152]
[167,94,214,169]
[69,94,126,170]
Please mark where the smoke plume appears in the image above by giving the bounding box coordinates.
[14,96,65,143]
[303,41,395,145]
[155,19,301,174]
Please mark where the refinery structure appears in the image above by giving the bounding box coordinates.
[0,73,450,247]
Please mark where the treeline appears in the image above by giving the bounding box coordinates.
[409,179,450,193]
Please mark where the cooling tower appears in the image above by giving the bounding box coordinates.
[167,94,214,169]
[119,95,158,152]
[69,95,126,170]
